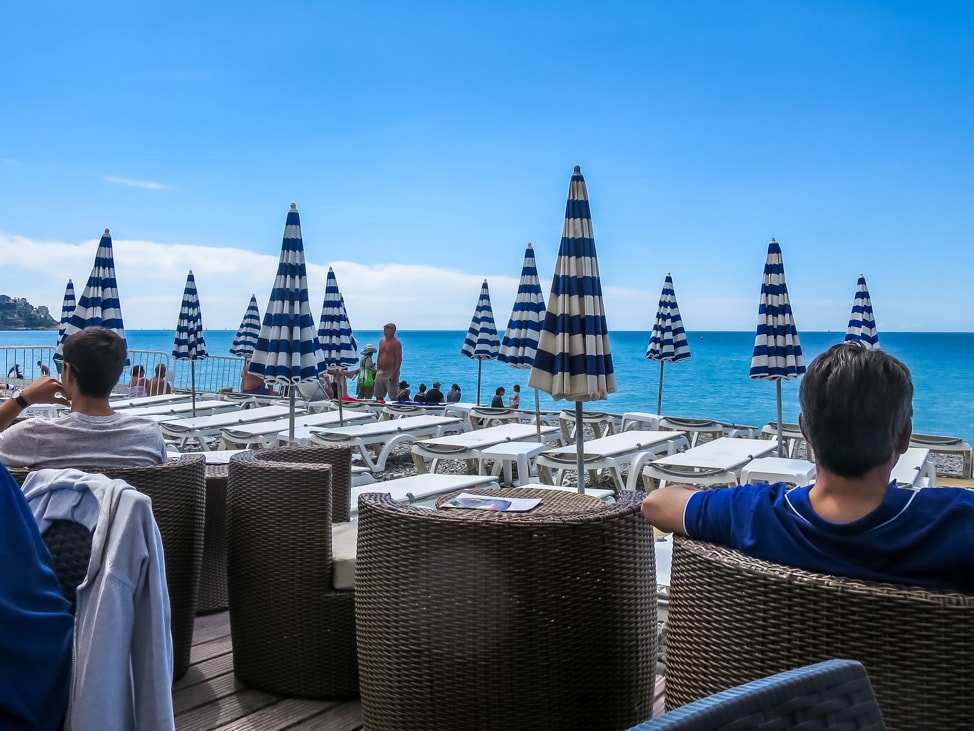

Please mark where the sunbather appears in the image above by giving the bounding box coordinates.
[642,342,974,592]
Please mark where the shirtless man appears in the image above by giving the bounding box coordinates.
[145,363,172,396]
[373,323,403,401]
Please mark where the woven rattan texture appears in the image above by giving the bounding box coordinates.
[199,464,229,612]
[355,489,657,730]
[631,659,886,730]
[13,455,206,680]
[42,519,94,614]
[253,444,353,521]
[227,453,358,698]
[666,536,974,731]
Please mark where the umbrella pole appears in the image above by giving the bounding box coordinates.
[191,362,197,417]
[776,380,784,458]
[575,400,585,494]
[657,361,664,415]
[534,387,542,442]
[289,388,296,442]
[337,373,345,426]
[477,360,482,406]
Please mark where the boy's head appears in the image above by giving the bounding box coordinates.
[799,342,913,477]
[62,328,128,398]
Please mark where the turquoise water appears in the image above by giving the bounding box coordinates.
[4,330,972,441]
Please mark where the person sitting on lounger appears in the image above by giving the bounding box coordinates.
[144,363,172,396]
[641,342,974,593]
[241,361,279,396]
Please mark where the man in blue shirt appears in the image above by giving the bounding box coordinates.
[642,342,974,593]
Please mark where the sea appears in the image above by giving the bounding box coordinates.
[3,330,972,442]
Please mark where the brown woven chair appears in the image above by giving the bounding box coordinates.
[666,535,974,731]
[355,488,657,731]
[252,444,353,521]
[11,455,206,681]
[226,450,358,698]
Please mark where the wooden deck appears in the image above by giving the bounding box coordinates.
[174,611,666,730]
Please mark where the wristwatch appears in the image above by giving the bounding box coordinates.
[10,390,29,409]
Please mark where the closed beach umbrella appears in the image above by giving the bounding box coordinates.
[172,270,208,416]
[249,203,326,439]
[498,242,547,438]
[646,273,691,414]
[230,295,261,358]
[56,228,128,364]
[461,279,500,405]
[749,238,806,457]
[53,279,76,374]
[318,267,359,424]
[529,165,616,492]
[844,273,880,350]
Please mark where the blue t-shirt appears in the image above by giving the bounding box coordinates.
[684,482,974,592]
[0,464,73,729]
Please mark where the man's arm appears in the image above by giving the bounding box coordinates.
[0,377,69,432]
[641,484,701,534]
[393,339,403,371]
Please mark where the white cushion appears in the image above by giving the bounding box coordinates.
[332,521,357,590]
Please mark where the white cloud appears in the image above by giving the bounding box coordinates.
[104,176,170,190]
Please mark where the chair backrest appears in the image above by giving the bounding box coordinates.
[42,519,93,614]
[252,444,353,521]
[467,406,519,430]
[628,659,886,730]
[666,535,974,731]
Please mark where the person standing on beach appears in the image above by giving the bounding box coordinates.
[373,323,402,401]
[145,363,172,396]
[37,360,50,378]
[642,342,974,593]
[509,383,521,409]
[356,344,377,399]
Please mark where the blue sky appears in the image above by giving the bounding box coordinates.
[2,1,972,331]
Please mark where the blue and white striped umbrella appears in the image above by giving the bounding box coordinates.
[230,295,261,358]
[318,268,359,369]
[461,279,500,405]
[53,279,76,373]
[844,273,880,350]
[250,204,326,438]
[646,273,691,414]
[750,238,805,456]
[528,166,615,492]
[172,270,208,415]
[56,228,127,362]
[499,243,547,437]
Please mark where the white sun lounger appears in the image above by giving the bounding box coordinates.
[891,447,937,487]
[558,410,620,443]
[909,433,972,479]
[410,423,561,475]
[535,430,690,494]
[658,416,756,448]
[307,415,464,473]
[111,393,192,409]
[220,409,375,448]
[160,404,296,451]
[117,399,236,418]
[379,403,448,419]
[350,473,501,514]
[641,437,777,489]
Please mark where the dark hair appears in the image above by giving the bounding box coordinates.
[154,363,167,376]
[131,364,145,377]
[495,386,504,395]
[799,342,913,477]
[62,327,128,398]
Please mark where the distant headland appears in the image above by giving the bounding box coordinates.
[0,294,57,330]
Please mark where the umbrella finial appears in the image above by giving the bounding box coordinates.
[573,165,581,174]
[328,266,334,271]
[290,202,297,211]
[769,236,777,244]
[526,242,533,249]
[104,228,110,235]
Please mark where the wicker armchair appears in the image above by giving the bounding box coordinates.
[11,455,206,681]
[226,450,358,698]
[629,659,886,730]
[252,444,353,521]
[355,489,657,731]
[666,536,974,731]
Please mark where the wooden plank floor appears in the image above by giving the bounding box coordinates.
[174,611,666,730]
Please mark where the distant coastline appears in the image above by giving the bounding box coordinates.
[0,294,58,330]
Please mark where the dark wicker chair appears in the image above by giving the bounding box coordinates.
[666,536,974,731]
[197,462,229,613]
[629,659,886,730]
[42,519,94,614]
[226,450,358,698]
[355,488,657,731]
[252,444,353,521]
[12,455,206,681]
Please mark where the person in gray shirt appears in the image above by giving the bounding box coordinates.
[0,328,166,469]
